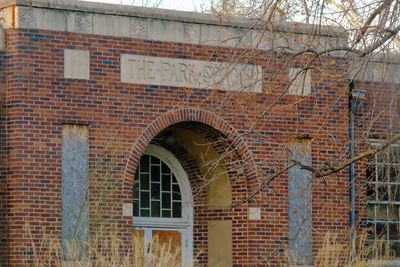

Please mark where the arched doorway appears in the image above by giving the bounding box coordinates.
[133,144,193,266]
[126,112,260,266]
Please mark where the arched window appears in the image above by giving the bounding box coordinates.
[133,144,193,266]
[133,154,182,219]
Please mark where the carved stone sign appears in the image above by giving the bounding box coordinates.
[121,55,263,92]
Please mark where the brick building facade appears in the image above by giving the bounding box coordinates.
[0,0,398,266]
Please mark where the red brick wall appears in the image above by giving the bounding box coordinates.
[2,27,351,265]
[0,51,8,265]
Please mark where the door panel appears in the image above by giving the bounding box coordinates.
[134,228,183,266]
[151,230,182,266]
[133,229,145,264]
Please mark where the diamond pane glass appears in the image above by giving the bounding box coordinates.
[134,154,183,219]
[162,193,171,209]
[140,174,149,190]
[172,202,182,218]
[151,183,160,200]
[162,174,171,191]
[140,155,149,173]
[151,166,160,182]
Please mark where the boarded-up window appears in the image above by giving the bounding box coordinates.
[208,220,233,267]
[287,139,313,265]
[61,125,89,260]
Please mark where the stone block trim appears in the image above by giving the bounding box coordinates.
[64,49,90,80]
[248,207,261,220]
[288,68,312,96]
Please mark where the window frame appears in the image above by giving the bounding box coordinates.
[366,140,400,260]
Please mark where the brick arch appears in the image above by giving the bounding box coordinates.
[124,108,261,203]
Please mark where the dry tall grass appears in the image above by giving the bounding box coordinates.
[28,225,399,267]
[28,225,181,267]
[313,232,397,267]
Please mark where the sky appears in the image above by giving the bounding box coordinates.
[81,0,209,12]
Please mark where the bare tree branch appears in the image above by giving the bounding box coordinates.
[305,133,400,178]
[354,0,394,44]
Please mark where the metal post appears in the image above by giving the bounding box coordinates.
[349,88,366,262]
[349,105,356,262]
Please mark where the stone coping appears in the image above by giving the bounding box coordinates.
[0,0,345,37]
[368,54,400,65]
[349,54,400,83]
[0,0,348,53]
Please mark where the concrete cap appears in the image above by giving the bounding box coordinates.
[0,0,346,37]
